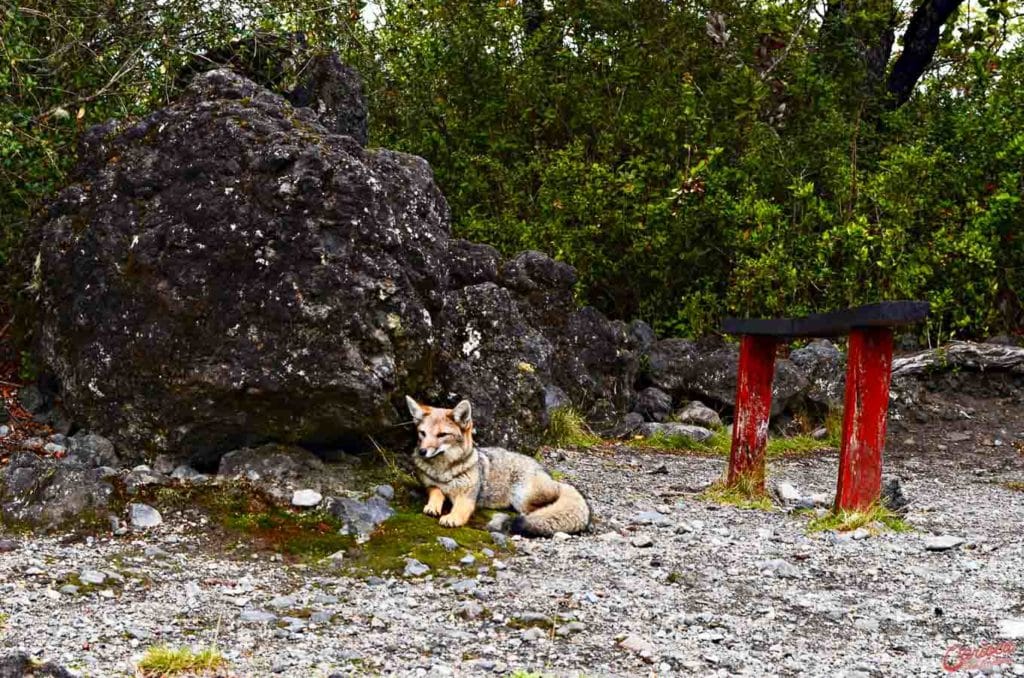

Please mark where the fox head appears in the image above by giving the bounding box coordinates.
[405,396,474,460]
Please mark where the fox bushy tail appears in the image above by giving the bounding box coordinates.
[510,482,591,537]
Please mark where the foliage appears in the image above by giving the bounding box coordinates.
[545,407,600,447]
[2,1,1023,340]
[805,504,912,533]
[136,645,226,676]
[700,476,774,511]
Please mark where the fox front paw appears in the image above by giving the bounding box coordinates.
[423,503,443,517]
[439,513,468,528]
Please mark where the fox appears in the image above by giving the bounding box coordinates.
[405,396,591,537]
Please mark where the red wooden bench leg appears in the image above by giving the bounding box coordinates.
[728,335,777,493]
[835,326,894,511]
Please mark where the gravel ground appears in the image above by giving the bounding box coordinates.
[2,424,1024,677]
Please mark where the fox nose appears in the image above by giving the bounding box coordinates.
[418,447,432,457]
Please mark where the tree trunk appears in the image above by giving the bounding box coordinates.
[886,0,965,107]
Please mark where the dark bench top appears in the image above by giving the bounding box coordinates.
[722,301,930,337]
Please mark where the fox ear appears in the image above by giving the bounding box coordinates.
[405,395,426,423]
[452,399,472,428]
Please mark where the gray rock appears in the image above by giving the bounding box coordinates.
[759,559,801,579]
[925,535,965,551]
[65,432,119,467]
[633,387,673,422]
[436,536,459,552]
[291,489,323,508]
[619,634,655,655]
[374,484,395,501]
[632,511,673,527]
[404,559,430,577]
[170,465,209,483]
[789,339,846,408]
[774,482,802,504]
[675,401,722,428]
[0,652,75,678]
[520,627,546,642]
[557,621,587,636]
[881,476,909,514]
[637,422,713,442]
[326,495,395,537]
[239,609,278,624]
[129,503,162,529]
[489,532,508,547]
[0,452,114,529]
[457,601,486,620]
[459,554,476,566]
[450,579,477,594]
[811,427,829,440]
[631,535,654,548]
[80,569,106,585]
[268,594,298,609]
[17,385,49,414]
[59,585,79,595]
[123,467,170,495]
[0,539,18,552]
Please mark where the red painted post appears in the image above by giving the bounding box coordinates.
[728,335,778,493]
[835,326,895,511]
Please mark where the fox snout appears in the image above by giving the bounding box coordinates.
[418,446,443,459]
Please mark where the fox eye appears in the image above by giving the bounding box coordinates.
[417,430,425,438]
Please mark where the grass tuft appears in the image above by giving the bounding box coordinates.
[546,407,600,447]
[1005,481,1024,493]
[136,645,226,676]
[699,475,772,510]
[806,503,912,533]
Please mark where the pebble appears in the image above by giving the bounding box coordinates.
[291,489,323,508]
[925,535,965,551]
[404,559,430,577]
[375,484,395,500]
[998,618,1024,639]
[489,532,508,547]
[129,503,162,529]
[521,627,546,642]
[631,511,673,527]
[759,559,801,579]
[80,570,106,585]
[619,634,655,655]
[552,531,570,541]
[459,554,476,566]
[0,539,16,553]
[631,535,654,548]
[239,610,277,624]
[774,482,802,503]
[436,536,459,552]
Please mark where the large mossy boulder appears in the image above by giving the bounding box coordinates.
[30,67,640,461]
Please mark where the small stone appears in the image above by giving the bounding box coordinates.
[127,626,151,640]
[552,531,570,541]
[459,554,476,566]
[631,535,654,548]
[436,536,459,552]
[291,489,323,508]
[489,532,508,547]
[98,589,114,598]
[619,634,655,655]
[851,528,871,540]
[0,425,8,438]
[404,558,430,577]
[374,484,395,500]
[557,621,586,636]
[170,465,208,483]
[59,585,79,595]
[450,579,478,594]
[853,618,880,633]
[632,511,673,527]
[675,400,722,428]
[811,427,829,440]
[129,503,162,529]
[521,627,546,642]
[774,482,802,504]
[268,594,297,609]
[80,569,106,585]
[240,609,277,624]
[925,535,965,551]
[458,601,486,620]
[0,539,20,553]
[144,546,171,559]
[486,513,510,531]
[759,559,801,579]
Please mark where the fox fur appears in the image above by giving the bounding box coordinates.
[405,396,591,537]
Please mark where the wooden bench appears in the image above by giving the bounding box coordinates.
[721,301,929,511]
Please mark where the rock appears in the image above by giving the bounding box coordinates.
[648,337,807,415]
[59,585,79,595]
[675,400,722,428]
[631,511,673,527]
[619,634,655,655]
[851,528,871,540]
[489,532,508,547]
[789,339,846,408]
[486,513,511,532]
[129,503,163,529]
[404,559,430,577]
[609,412,646,439]
[0,452,114,529]
[239,609,278,624]
[170,465,209,483]
[459,554,476,566]
[631,535,654,548]
[637,422,713,442]
[880,476,909,514]
[374,484,395,501]
[447,239,501,289]
[218,444,338,502]
[557,621,587,636]
[0,425,8,439]
[520,627,546,642]
[0,539,18,553]
[633,387,673,422]
[0,652,75,678]
[287,52,368,144]
[773,482,802,504]
[16,385,49,414]
[925,535,965,551]
[629,320,657,355]
[457,601,486,620]
[123,466,170,495]
[758,559,801,578]
[33,68,452,462]
[450,579,477,594]
[811,427,829,440]
[291,489,323,508]
[326,495,394,537]
[436,536,459,552]
[80,569,106,585]
[268,594,297,609]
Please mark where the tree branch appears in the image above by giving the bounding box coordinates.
[886,0,964,107]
